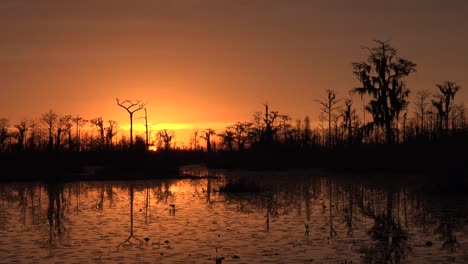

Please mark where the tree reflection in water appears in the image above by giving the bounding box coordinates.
[45,182,69,247]
[414,195,465,252]
[144,184,151,223]
[0,174,466,262]
[0,185,9,231]
[116,184,142,251]
[113,181,176,254]
[216,174,467,263]
[358,190,410,263]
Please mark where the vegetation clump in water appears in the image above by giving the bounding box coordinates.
[218,177,261,193]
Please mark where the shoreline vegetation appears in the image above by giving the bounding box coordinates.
[0,134,466,183]
[0,40,467,184]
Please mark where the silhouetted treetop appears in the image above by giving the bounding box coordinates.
[352,40,416,144]
[116,98,147,148]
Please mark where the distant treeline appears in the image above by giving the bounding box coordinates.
[0,40,466,153]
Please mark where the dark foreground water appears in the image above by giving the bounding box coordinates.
[0,169,467,263]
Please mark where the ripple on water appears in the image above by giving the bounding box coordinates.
[1,176,468,263]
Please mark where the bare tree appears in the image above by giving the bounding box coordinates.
[116,98,146,148]
[157,129,174,151]
[41,110,58,151]
[143,108,149,147]
[73,115,88,151]
[136,108,151,149]
[414,89,431,136]
[56,115,72,151]
[453,104,466,132]
[191,129,200,150]
[27,120,39,150]
[278,114,292,143]
[316,90,341,147]
[294,118,302,144]
[252,111,263,144]
[431,96,443,136]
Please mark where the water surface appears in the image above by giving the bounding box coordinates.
[0,169,467,263]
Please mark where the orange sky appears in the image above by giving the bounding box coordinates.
[1,0,467,145]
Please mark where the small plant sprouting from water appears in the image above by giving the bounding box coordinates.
[169,203,176,215]
[266,211,270,232]
[215,247,224,264]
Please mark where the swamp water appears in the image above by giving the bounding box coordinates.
[0,169,467,263]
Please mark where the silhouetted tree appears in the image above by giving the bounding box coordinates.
[453,104,466,132]
[317,90,341,147]
[201,129,216,152]
[118,135,129,151]
[294,118,302,144]
[56,115,72,151]
[302,116,312,146]
[27,120,39,150]
[191,129,200,150]
[431,96,444,136]
[73,115,87,151]
[137,108,151,149]
[353,40,416,144]
[106,120,118,149]
[432,81,461,134]
[250,111,262,144]
[143,108,149,147]
[231,121,253,151]
[157,129,174,151]
[219,129,235,151]
[65,121,74,151]
[116,98,146,148]
[261,104,279,145]
[91,117,105,149]
[134,135,147,152]
[341,99,355,144]
[41,110,58,151]
[415,89,431,136]
[13,120,28,150]
[0,118,9,151]
[402,111,408,142]
[278,114,292,143]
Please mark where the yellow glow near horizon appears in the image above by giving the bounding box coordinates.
[1,1,468,145]
[122,122,234,132]
[122,123,191,131]
[118,122,234,146]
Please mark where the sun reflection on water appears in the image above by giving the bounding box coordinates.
[0,172,467,263]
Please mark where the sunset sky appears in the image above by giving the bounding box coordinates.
[1,0,467,145]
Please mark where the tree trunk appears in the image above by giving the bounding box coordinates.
[129,113,133,147]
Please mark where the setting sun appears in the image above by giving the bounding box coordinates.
[1,1,466,148]
[1,1,467,263]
